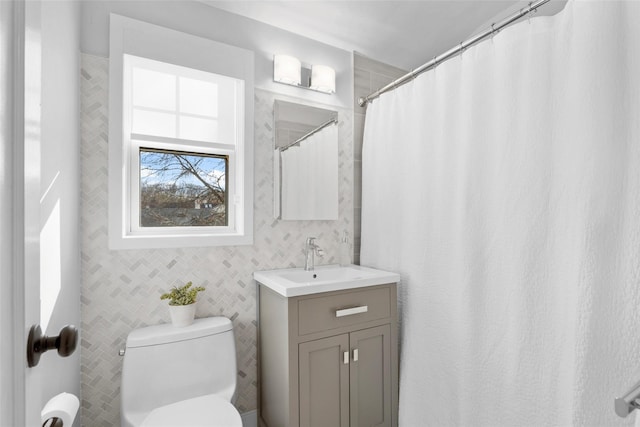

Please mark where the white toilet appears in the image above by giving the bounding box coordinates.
[120,317,242,427]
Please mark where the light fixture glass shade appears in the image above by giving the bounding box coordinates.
[310,65,336,93]
[274,55,301,86]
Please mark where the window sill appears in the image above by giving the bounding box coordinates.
[108,231,253,250]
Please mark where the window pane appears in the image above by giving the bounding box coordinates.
[132,109,176,138]
[132,67,176,111]
[216,82,239,144]
[179,116,218,142]
[180,77,218,117]
[139,149,227,227]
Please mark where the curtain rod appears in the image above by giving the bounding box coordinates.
[358,0,552,107]
[279,117,338,152]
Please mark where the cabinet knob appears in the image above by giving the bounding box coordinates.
[343,351,349,364]
[353,348,359,362]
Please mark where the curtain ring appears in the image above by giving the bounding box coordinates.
[527,1,537,22]
[526,3,533,23]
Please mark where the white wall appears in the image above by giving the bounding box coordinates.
[79,55,354,425]
[39,0,82,418]
[468,0,568,36]
[81,0,353,108]
[78,2,354,424]
[0,1,16,423]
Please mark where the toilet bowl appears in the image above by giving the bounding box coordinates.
[120,317,242,427]
[141,394,242,427]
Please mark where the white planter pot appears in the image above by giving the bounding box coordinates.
[168,303,196,327]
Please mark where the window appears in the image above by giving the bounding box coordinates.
[125,55,239,233]
[109,15,254,249]
[139,149,228,228]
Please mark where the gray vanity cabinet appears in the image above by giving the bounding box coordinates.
[349,324,392,427]
[257,283,398,427]
[299,334,349,427]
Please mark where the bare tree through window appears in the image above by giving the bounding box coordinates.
[139,149,228,227]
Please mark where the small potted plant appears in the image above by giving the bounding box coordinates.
[160,282,205,327]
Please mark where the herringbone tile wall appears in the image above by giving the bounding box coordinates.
[80,53,353,426]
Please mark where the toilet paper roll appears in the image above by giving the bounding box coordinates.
[41,392,79,427]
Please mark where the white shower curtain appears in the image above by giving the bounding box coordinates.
[361,1,640,425]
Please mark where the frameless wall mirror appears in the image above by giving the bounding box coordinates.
[273,100,339,220]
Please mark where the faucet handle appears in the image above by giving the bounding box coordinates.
[316,248,325,257]
[306,237,316,246]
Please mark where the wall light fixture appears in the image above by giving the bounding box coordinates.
[273,54,335,95]
[273,54,301,86]
[310,65,336,94]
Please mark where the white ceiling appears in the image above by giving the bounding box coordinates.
[202,1,566,71]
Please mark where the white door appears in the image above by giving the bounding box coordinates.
[25,0,52,422]
[0,0,45,424]
[0,0,24,424]
[1,1,81,425]
[16,1,46,425]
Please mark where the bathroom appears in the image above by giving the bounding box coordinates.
[2,0,640,426]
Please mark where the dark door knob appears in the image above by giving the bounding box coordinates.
[27,324,78,368]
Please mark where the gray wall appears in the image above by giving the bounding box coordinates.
[352,53,406,264]
[79,3,354,421]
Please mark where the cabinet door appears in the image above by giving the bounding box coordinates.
[299,334,350,427]
[350,325,392,427]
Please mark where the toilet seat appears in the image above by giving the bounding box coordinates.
[140,394,242,427]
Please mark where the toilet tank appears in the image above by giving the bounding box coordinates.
[121,317,237,427]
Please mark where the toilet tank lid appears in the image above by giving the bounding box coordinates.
[126,317,232,348]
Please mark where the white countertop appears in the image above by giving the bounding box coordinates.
[253,264,400,297]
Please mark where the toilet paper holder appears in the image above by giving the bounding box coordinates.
[42,417,64,427]
[41,392,79,427]
[615,378,640,417]
[27,324,78,368]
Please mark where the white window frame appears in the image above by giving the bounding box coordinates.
[108,14,254,249]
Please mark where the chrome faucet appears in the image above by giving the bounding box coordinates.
[304,237,324,271]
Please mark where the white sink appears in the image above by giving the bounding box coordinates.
[253,264,400,297]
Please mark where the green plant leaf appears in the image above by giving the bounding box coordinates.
[159,281,205,306]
